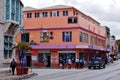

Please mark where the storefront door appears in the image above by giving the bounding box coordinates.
[26,55,31,67]
[46,56,51,67]
[38,50,51,67]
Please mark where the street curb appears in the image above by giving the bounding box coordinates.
[0,73,38,80]
[0,70,9,74]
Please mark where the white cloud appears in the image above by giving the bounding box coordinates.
[21,0,39,8]
[21,0,120,39]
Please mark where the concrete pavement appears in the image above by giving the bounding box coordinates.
[0,68,37,80]
[25,60,120,80]
[0,60,119,80]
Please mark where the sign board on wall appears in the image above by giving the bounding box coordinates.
[76,44,89,48]
[32,56,37,60]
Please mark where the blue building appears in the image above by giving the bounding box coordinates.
[0,0,23,67]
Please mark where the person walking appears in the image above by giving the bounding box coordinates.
[67,58,72,69]
[10,59,16,75]
[105,57,108,64]
[61,58,65,69]
[75,57,79,69]
[79,58,84,68]
[59,58,65,69]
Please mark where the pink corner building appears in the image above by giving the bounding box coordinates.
[16,5,108,68]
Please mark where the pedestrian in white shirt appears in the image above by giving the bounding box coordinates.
[75,58,79,69]
[67,58,72,69]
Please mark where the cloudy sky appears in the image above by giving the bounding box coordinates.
[21,0,120,39]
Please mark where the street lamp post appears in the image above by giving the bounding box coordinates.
[21,27,25,74]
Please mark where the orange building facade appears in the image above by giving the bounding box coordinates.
[16,5,108,68]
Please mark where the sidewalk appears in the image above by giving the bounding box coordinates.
[0,68,37,80]
[0,60,119,80]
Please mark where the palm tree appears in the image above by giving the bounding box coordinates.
[13,42,32,66]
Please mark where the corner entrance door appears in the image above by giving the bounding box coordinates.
[46,56,51,67]
[26,55,31,67]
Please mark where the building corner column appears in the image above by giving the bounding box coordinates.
[76,49,80,58]
[51,50,58,68]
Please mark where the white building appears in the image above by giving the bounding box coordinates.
[0,0,23,67]
[109,36,117,55]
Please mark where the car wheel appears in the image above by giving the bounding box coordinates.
[103,65,105,68]
[88,66,91,69]
[99,66,101,69]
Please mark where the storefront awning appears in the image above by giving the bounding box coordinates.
[31,44,110,52]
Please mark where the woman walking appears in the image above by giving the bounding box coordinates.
[10,59,16,75]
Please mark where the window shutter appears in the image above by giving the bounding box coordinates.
[25,33,29,42]
[66,11,68,16]
[62,32,65,42]
[57,11,59,16]
[50,12,52,17]
[70,32,72,42]
[30,13,32,18]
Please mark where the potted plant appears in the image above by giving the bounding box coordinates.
[13,42,32,75]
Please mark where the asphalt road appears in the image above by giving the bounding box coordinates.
[23,60,120,80]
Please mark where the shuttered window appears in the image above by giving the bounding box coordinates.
[62,32,72,42]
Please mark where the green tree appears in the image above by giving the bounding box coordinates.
[116,39,120,52]
[111,35,115,39]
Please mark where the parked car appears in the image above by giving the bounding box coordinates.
[88,57,106,69]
